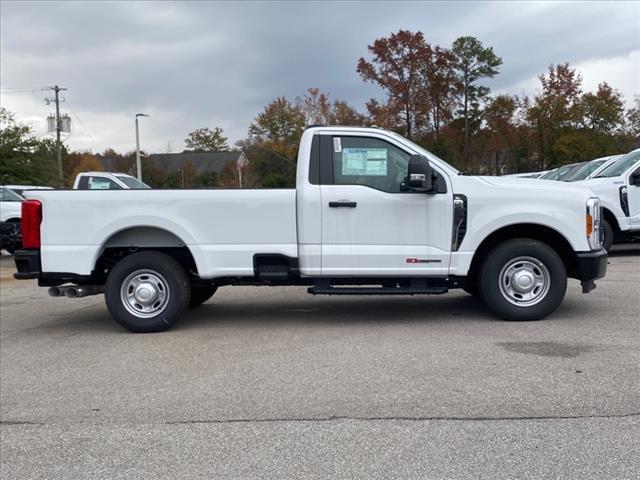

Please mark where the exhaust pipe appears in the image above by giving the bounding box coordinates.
[48,286,104,298]
[64,286,104,298]
[48,287,64,297]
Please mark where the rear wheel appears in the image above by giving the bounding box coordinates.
[105,251,191,333]
[479,239,567,321]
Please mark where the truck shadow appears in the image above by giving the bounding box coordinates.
[176,293,500,332]
[608,243,640,256]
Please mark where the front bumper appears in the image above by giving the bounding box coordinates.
[573,248,608,293]
[13,249,41,280]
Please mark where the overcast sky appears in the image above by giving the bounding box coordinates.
[1,0,639,154]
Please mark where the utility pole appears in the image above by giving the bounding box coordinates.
[135,113,149,181]
[46,85,67,187]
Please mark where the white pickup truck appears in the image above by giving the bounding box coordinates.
[575,149,640,250]
[14,126,607,332]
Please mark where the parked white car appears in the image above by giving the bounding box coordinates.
[0,186,24,253]
[575,149,640,250]
[73,172,150,190]
[14,126,607,332]
[585,154,624,180]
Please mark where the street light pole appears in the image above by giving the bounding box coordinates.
[135,113,149,181]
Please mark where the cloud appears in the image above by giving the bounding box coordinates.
[1,0,639,154]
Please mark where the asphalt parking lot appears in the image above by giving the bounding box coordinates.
[1,247,639,479]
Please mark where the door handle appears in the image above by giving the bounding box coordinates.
[329,201,357,208]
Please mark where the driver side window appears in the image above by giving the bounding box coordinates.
[332,136,410,193]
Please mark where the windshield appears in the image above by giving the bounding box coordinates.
[539,169,557,180]
[565,159,607,181]
[556,163,581,180]
[595,150,640,178]
[115,175,151,189]
[396,134,460,174]
[0,187,24,202]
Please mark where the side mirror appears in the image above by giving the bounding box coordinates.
[631,171,640,186]
[407,155,433,193]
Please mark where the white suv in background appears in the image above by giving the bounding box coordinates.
[0,186,24,253]
[577,149,640,250]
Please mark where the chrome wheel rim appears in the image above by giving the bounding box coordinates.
[120,269,170,318]
[498,256,550,307]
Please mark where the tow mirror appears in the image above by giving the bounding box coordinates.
[407,155,433,193]
[631,171,640,186]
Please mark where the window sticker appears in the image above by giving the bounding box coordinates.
[365,149,388,176]
[333,137,342,153]
[341,148,388,176]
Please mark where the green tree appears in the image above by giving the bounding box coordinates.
[579,82,625,134]
[527,63,583,168]
[0,108,58,186]
[248,96,306,162]
[451,36,503,167]
[184,127,229,152]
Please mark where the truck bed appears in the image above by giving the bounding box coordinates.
[26,189,298,278]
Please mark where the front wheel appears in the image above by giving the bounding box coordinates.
[478,239,567,321]
[105,251,191,333]
[601,219,614,252]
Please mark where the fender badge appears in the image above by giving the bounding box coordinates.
[406,258,441,264]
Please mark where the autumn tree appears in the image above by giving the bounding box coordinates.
[482,94,522,174]
[295,88,366,126]
[451,36,503,167]
[184,127,229,152]
[625,95,640,138]
[357,30,431,139]
[528,63,583,168]
[64,152,104,186]
[423,46,458,137]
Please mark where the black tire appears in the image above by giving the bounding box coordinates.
[478,239,567,321]
[462,279,479,296]
[601,219,614,252]
[189,284,217,308]
[105,251,191,333]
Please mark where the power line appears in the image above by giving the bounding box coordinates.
[65,100,99,147]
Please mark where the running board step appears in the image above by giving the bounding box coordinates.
[308,285,448,296]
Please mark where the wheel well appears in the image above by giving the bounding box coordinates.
[6,218,20,223]
[467,224,577,284]
[93,227,198,283]
[601,207,620,234]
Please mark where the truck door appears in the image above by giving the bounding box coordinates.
[319,134,452,276]
[626,164,640,230]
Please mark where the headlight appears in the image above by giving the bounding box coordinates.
[586,197,601,250]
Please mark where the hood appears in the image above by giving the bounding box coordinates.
[575,176,625,193]
[476,175,592,193]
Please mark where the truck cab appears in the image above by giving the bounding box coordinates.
[73,172,150,190]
